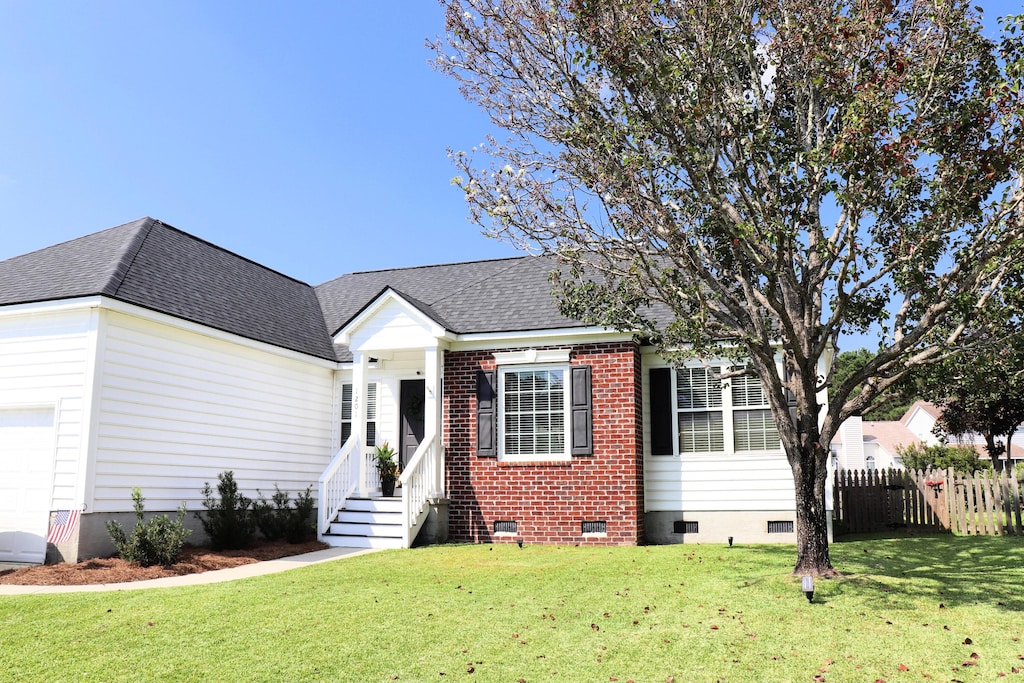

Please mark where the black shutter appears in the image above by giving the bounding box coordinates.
[649,367,674,456]
[570,365,593,456]
[476,369,497,457]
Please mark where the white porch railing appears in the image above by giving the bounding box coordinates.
[363,449,383,493]
[399,431,437,547]
[318,434,361,535]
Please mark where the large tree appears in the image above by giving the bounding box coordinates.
[434,0,1024,574]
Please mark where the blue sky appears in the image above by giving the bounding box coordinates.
[0,1,519,283]
[0,0,1018,290]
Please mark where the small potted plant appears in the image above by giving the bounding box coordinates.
[374,442,400,497]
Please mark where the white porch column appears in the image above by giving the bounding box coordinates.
[353,351,369,497]
[424,345,445,497]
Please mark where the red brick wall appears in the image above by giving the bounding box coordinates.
[443,341,644,545]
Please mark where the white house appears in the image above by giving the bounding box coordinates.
[0,218,822,564]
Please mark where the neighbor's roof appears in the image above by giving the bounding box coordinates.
[0,218,595,363]
[901,400,941,425]
[0,218,337,361]
[861,420,920,457]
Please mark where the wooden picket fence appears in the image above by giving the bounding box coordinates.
[833,467,1024,536]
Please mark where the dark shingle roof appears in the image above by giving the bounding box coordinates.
[0,218,337,361]
[0,218,602,364]
[315,256,585,336]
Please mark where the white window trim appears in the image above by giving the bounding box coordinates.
[493,349,571,366]
[663,363,781,456]
[497,363,572,462]
[341,381,379,447]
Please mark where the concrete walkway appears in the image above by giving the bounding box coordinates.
[0,546,379,595]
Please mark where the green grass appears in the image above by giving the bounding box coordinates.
[3,536,1024,682]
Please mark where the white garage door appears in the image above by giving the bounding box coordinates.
[0,408,55,564]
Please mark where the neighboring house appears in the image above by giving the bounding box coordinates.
[831,400,1024,472]
[831,415,914,471]
[0,218,815,564]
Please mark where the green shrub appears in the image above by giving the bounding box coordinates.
[196,471,256,550]
[897,442,991,474]
[106,488,191,567]
[253,485,316,543]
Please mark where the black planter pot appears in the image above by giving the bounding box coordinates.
[381,478,396,497]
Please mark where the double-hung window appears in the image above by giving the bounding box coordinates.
[676,367,724,453]
[476,351,592,461]
[651,364,781,455]
[500,366,568,459]
[729,371,780,451]
[341,382,377,447]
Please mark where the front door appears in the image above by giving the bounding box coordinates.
[399,379,425,468]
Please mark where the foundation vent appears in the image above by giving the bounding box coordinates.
[494,520,518,534]
[673,520,699,534]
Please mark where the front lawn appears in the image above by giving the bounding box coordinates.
[3,536,1023,681]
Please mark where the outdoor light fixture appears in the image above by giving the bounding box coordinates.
[517,537,524,548]
[802,575,814,603]
[728,536,733,547]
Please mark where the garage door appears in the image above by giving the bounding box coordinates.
[0,408,55,564]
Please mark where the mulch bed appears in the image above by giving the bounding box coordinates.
[0,538,328,586]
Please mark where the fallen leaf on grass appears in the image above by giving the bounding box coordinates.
[964,637,973,645]
[897,663,909,671]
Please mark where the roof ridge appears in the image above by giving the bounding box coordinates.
[427,257,537,308]
[109,218,157,297]
[148,220,317,288]
[344,254,532,278]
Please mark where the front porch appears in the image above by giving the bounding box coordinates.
[317,288,451,549]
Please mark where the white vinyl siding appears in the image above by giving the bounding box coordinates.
[0,307,95,514]
[91,310,335,513]
[499,366,569,460]
[642,353,795,513]
[644,453,796,511]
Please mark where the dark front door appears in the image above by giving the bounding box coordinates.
[399,379,425,468]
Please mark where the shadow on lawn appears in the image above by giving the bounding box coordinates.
[833,534,1024,610]
[732,534,1024,610]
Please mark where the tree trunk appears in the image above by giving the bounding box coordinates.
[790,443,837,576]
[985,433,1004,473]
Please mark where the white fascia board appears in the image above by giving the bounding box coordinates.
[450,327,632,352]
[334,288,453,346]
[0,296,104,318]
[98,297,339,369]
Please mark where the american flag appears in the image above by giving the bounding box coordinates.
[47,509,81,544]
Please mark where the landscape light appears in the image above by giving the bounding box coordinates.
[802,575,814,603]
